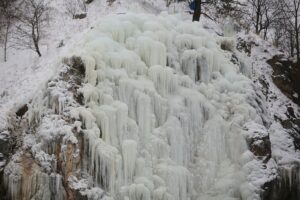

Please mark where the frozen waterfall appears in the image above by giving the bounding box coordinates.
[67,13,261,200]
[3,13,270,200]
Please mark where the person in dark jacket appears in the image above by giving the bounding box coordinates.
[189,0,196,11]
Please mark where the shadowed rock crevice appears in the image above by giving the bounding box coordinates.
[263,165,300,200]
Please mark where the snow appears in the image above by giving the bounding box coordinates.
[269,123,300,165]
[237,30,300,197]
[0,0,155,131]
[1,0,300,200]
[293,92,299,98]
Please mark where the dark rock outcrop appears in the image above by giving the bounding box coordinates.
[74,13,87,19]
[267,55,300,106]
[16,104,28,117]
[263,164,300,200]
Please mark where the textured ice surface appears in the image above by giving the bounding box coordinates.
[64,12,265,200]
[2,12,271,200]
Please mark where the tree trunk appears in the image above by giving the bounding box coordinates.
[34,39,42,57]
[296,31,300,62]
[32,26,42,57]
[293,2,300,62]
[255,1,261,34]
[295,22,300,62]
[4,23,10,62]
[263,27,268,40]
[193,0,201,22]
[290,32,294,57]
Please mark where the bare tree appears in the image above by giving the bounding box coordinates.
[243,0,282,40]
[215,0,246,16]
[272,17,287,48]
[246,0,269,34]
[0,0,17,62]
[261,3,272,39]
[13,0,50,57]
[278,0,300,62]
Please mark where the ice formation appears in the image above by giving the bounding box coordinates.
[3,13,270,200]
[66,12,263,200]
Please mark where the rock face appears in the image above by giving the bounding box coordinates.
[235,34,300,200]
[260,55,300,200]
[267,55,300,106]
[74,13,87,19]
[263,164,300,200]
[15,104,28,118]
[0,54,86,200]
[85,0,94,4]
[1,13,299,200]
[0,131,10,199]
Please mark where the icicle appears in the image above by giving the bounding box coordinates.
[150,93,168,127]
[81,55,97,86]
[148,65,178,96]
[76,107,96,129]
[155,162,192,200]
[181,50,199,82]
[118,79,153,146]
[122,140,138,184]
[135,36,167,67]
[128,183,151,200]
[164,117,189,166]
[78,84,100,104]
[84,126,122,195]
[153,187,172,200]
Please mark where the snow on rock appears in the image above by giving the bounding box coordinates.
[237,31,300,199]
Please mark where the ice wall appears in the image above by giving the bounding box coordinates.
[3,13,268,200]
[65,13,262,200]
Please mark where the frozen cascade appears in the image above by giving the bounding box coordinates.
[65,13,263,200]
[2,13,273,200]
